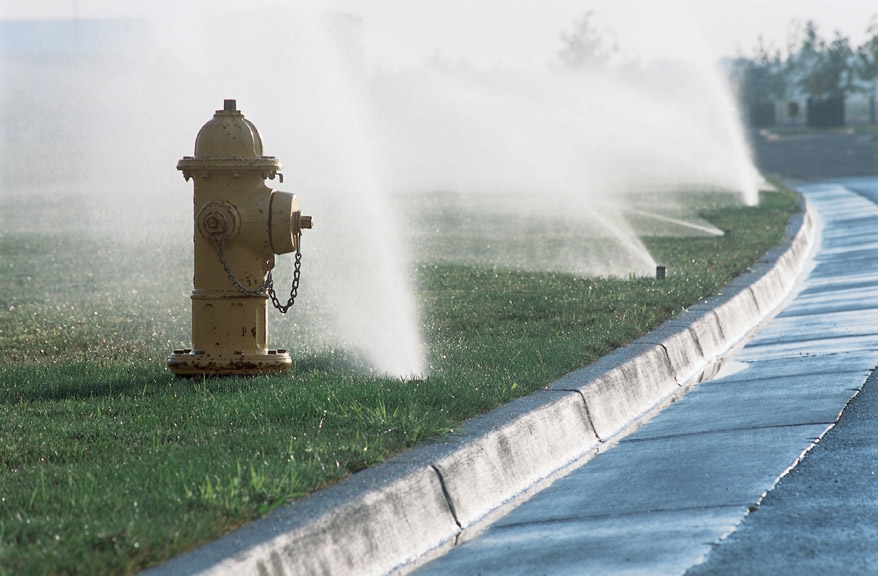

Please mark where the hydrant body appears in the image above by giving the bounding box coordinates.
[168,100,310,376]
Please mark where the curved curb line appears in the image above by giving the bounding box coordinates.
[142,202,816,576]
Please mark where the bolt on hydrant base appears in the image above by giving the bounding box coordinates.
[168,100,312,377]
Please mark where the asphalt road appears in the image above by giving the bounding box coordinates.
[686,134,878,575]
[751,128,878,181]
[686,354,878,575]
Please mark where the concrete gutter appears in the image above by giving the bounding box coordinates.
[142,202,816,576]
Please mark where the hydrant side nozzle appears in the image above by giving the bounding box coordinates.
[298,214,314,230]
[268,191,305,255]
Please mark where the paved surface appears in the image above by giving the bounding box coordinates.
[752,128,878,181]
[413,172,878,570]
[686,177,878,575]
[688,359,878,575]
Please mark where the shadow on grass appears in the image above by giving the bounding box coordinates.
[0,349,372,405]
[0,362,175,404]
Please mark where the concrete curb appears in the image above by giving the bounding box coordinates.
[142,202,816,576]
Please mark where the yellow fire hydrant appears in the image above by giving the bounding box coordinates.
[168,99,312,376]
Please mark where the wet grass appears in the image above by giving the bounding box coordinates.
[0,187,799,575]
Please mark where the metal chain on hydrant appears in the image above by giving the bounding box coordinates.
[266,247,301,314]
[209,228,302,313]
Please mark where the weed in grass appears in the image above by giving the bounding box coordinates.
[0,188,799,575]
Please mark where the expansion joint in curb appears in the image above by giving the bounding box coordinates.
[688,326,706,361]
[429,465,462,529]
[712,310,727,342]
[657,343,680,386]
[569,389,603,443]
[746,286,768,319]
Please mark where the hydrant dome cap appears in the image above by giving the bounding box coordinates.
[178,101,281,174]
[194,109,262,159]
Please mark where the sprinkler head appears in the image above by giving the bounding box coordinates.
[656,265,666,280]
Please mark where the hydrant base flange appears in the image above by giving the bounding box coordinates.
[167,349,292,377]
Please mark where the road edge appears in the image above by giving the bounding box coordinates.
[141,200,816,576]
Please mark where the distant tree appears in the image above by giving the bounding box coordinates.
[733,36,788,104]
[558,12,618,73]
[731,36,793,126]
[732,18,878,127]
[793,21,853,99]
[855,16,878,123]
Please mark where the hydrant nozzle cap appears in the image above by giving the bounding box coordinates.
[177,100,281,176]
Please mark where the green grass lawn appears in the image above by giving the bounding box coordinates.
[0,186,799,575]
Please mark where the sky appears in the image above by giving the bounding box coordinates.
[1,0,876,69]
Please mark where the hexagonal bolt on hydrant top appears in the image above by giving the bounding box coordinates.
[168,99,313,376]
